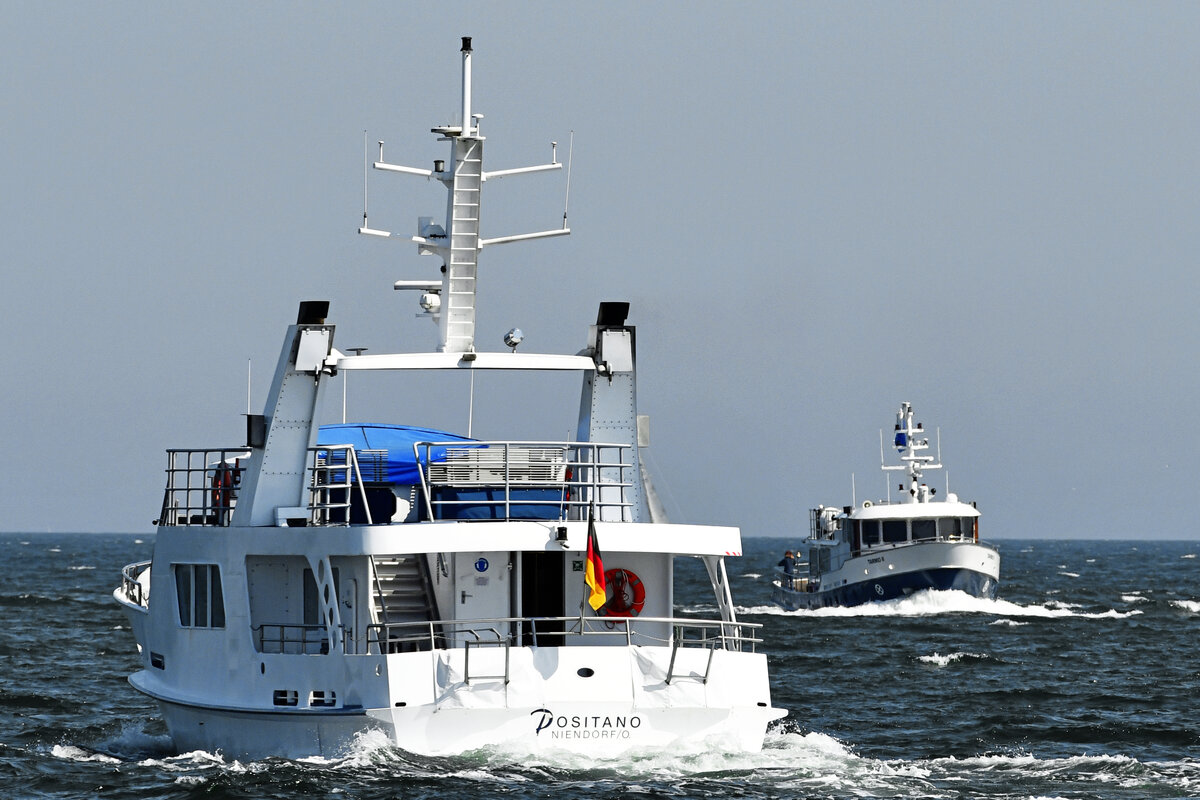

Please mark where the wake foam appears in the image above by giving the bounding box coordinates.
[738,589,1143,619]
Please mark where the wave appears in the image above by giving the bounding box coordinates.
[1170,599,1200,613]
[918,651,989,667]
[48,724,1200,798]
[737,589,1143,619]
[921,751,1200,794]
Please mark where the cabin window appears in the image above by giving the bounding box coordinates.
[858,520,880,547]
[912,519,936,541]
[882,520,907,544]
[174,564,225,628]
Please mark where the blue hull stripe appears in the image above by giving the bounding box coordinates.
[772,567,998,611]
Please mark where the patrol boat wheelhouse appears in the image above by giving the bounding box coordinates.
[772,403,999,610]
[115,38,783,759]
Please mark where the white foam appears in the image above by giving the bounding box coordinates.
[1182,553,1197,560]
[1121,594,1148,604]
[51,744,122,763]
[918,651,987,667]
[1170,599,1200,613]
[741,572,762,580]
[738,589,1143,619]
[1058,571,1081,578]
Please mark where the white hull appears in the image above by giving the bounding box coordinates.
[133,644,780,759]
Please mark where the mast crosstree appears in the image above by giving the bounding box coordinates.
[359,36,569,354]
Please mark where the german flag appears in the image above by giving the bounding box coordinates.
[585,517,606,611]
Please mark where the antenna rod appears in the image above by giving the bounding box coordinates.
[246,359,251,414]
[563,130,574,228]
[362,130,369,227]
[461,36,473,134]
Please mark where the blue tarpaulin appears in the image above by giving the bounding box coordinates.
[317,424,477,485]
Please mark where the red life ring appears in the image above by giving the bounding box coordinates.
[599,568,646,617]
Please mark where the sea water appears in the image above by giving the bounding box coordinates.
[2,534,1197,799]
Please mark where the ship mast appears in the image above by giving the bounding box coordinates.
[359,36,569,354]
[882,401,942,503]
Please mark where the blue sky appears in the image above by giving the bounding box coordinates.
[2,3,1198,538]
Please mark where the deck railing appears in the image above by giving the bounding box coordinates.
[120,560,151,608]
[416,441,635,522]
[362,614,763,656]
[253,623,346,655]
[157,448,249,527]
[308,444,373,526]
[157,439,637,527]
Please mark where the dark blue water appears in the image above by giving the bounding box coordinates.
[3,534,1198,799]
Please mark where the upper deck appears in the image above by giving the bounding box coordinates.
[158,437,638,529]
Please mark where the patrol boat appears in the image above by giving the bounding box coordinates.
[772,402,999,610]
[115,37,783,759]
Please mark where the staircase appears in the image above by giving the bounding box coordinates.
[371,555,440,652]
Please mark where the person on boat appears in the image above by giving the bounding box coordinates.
[778,551,796,589]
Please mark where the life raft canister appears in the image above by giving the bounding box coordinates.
[599,568,646,616]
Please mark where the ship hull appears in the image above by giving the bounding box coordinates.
[130,643,783,759]
[772,541,999,611]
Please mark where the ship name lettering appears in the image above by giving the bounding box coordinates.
[531,708,641,736]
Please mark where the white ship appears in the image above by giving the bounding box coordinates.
[114,37,784,760]
[772,402,999,610]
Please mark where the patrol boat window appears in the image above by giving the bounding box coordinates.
[882,520,907,544]
[912,519,936,541]
[857,520,880,547]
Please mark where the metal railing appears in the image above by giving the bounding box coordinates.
[157,449,249,527]
[416,441,635,522]
[120,560,151,607]
[253,623,345,655]
[362,614,763,656]
[308,444,373,526]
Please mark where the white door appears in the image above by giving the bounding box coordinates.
[454,551,511,644]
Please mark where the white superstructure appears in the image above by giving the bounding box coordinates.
[115,37,783,759]
[772,402,1000,610]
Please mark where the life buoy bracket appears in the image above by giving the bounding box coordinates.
[598,567,646,617]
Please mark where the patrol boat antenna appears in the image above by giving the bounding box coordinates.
[882,400,944,504]
[358,35,570,354]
